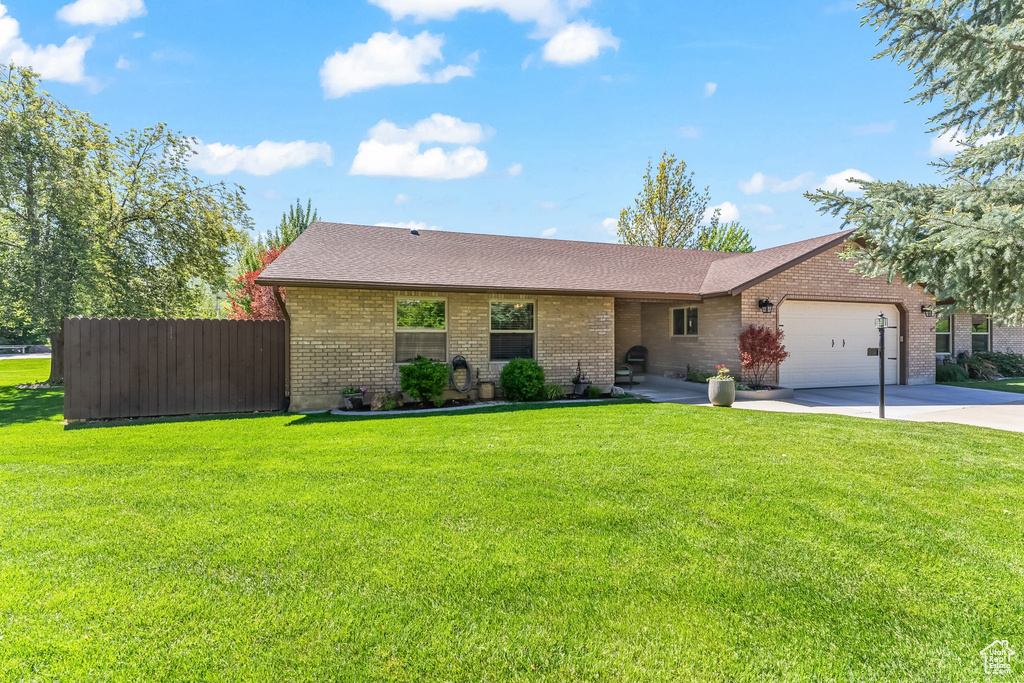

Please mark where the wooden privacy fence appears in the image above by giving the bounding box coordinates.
[64,317,287,420]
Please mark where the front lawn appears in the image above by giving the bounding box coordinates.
[945,378,1024,395]
[1,358,1022,681]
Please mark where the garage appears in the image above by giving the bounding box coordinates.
[778,301,900,389]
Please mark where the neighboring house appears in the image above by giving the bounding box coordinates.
[256,222,1024,411]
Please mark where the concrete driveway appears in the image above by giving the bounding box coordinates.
[630,376,1024,433]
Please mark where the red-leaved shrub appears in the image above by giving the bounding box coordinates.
[226,247,285,320]
[738,324,790,389]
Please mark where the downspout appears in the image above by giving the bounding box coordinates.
[273,286,291,401]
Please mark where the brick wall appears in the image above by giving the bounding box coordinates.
[614,299,642,362]
[640,297,743,376]
[285,287,614,411]
[739,247,937,385]
[950,310,1024,356]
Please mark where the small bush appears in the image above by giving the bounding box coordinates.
[583,385,602,399]
[399,356,449,407]
[936,363,969,383]
[686,369,712,383]
[962,354,1001,381]
[542,384,566,400]
[975,351,1024,377]
[500,358,546,402]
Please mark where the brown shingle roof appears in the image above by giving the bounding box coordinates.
[256,222,854,299]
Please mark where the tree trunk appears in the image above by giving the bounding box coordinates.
[47,327,64,385]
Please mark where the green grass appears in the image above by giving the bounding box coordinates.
[945,378,1024,395]
[1,358,1023,681]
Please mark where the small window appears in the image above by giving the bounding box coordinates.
[972,314,990,353]
[671,307,699,336]
[935,318,952,354]
[396,298,446,362]
[490,301,534,361]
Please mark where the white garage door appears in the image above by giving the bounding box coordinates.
[778,301,899,389]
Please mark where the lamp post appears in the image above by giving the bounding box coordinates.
[876,312,888,419]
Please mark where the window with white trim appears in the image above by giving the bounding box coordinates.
[671,307,699,336]
[395,298,446,362]
[490,301,535,361]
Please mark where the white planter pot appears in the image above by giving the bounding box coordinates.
[708,379,735,407]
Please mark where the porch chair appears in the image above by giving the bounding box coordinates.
[614,364,634,388]
[625,345,648,374]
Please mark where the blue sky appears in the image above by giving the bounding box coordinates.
[2,0,954,248]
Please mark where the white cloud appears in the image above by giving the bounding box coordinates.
[537,200,560,210]
[0,4,92,84]
[57,0,145,26]
[131,30,144,38]
[851,120,896,135]
[350,114,490,180]
[747,203,774,215]
[541,227,557,237]
[818,168,874,193]
[929,129,1005,157]
[370,0,617,67]
[602,217,617,236]
[705,201,739,223]
[704,82,717,97]
[677,125,700,139]
[542,22,618,65]
[192,140,334,176]
[738,171,814,195]
[368,0,571,28]
[394,193,412,204]
[115,55,130,69]
[507,162,523,177]
[320,31,473,98]
[376,220,441,231]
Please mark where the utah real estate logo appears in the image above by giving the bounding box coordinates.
[981,640,1016,675]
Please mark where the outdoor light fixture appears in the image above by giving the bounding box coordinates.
[758,298,775,315]
[921,305,935,318]
[875,312,888,329]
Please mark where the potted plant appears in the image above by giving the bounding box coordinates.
[571,359,590,397]
[341,385,367,410]
[708,365,735,407]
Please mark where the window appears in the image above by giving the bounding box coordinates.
[935,318,952,354]
[395,298,446,362]
[671,307,699,336]
[972,314,990,353]
[490,301,534,361]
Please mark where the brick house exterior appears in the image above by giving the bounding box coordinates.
[259,222,1024,411]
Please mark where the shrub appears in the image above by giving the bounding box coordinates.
[975,351,1024,377]
[936,363,969,383]
[739,325,790,389]
[542,384,566,400]
[962,353,1001,380]
[500,358,546,402]
[399,356,449,407]
[583,385,602,399]
[686,368,713,383]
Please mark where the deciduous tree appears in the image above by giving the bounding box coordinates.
[738,324,790,389]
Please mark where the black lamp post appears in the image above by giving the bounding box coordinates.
[876,312,888,419]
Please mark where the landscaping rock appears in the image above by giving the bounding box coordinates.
[370,393,387,411]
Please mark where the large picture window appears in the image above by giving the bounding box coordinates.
[396,298,446,362]
[671,307,699,336]
[490,301,534,361]
[935,318,952,354]
[972,314,990,353]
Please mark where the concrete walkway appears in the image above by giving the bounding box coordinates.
[626,374,1024,434]
[0,353,51,361]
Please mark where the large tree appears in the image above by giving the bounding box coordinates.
[807,0,1024,324]
[0,65,251,383]
[618,152,754,251]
